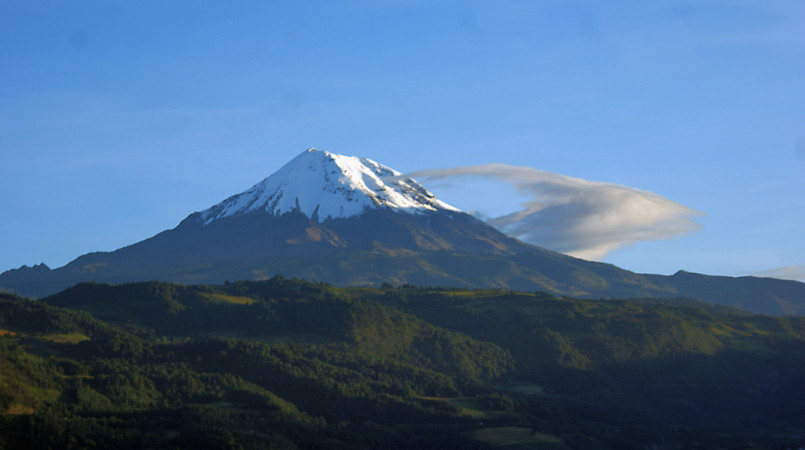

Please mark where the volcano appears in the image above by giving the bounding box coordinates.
[2,148,803,315]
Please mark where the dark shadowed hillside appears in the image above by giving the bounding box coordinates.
[1,279,804,448]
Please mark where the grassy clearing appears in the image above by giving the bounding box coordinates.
[467,426,568,448]
[710,321,756,338]
[451,397,487,418]
[200,292,255,305]
[414,396,506,419]
[5,404,35,415]
[38,333,90,344]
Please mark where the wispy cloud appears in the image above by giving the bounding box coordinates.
[752,266,805,283]
[408,164,703,261]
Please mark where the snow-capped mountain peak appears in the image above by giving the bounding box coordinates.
[199,148,460,224]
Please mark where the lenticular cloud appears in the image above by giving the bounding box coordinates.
[408,164,703,261]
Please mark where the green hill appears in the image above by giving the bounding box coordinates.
[1,279,804,449]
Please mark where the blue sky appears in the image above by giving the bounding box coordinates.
[1,1,803,281]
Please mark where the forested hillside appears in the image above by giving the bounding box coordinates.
[1,278,804,449]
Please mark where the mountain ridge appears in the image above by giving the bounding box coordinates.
[1,148,804,315]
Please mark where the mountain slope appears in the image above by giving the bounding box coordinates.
[0,209,669,297]
[1,148,803,315]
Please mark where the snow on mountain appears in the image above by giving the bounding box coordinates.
[199,148,460,224]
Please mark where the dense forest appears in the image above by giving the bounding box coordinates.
[1,277,805,449]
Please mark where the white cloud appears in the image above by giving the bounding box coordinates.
[409,164,703,261]
[752,266,805,283]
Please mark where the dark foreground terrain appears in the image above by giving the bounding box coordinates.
[2,278,804,449]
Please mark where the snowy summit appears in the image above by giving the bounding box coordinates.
[199,148,459,224]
